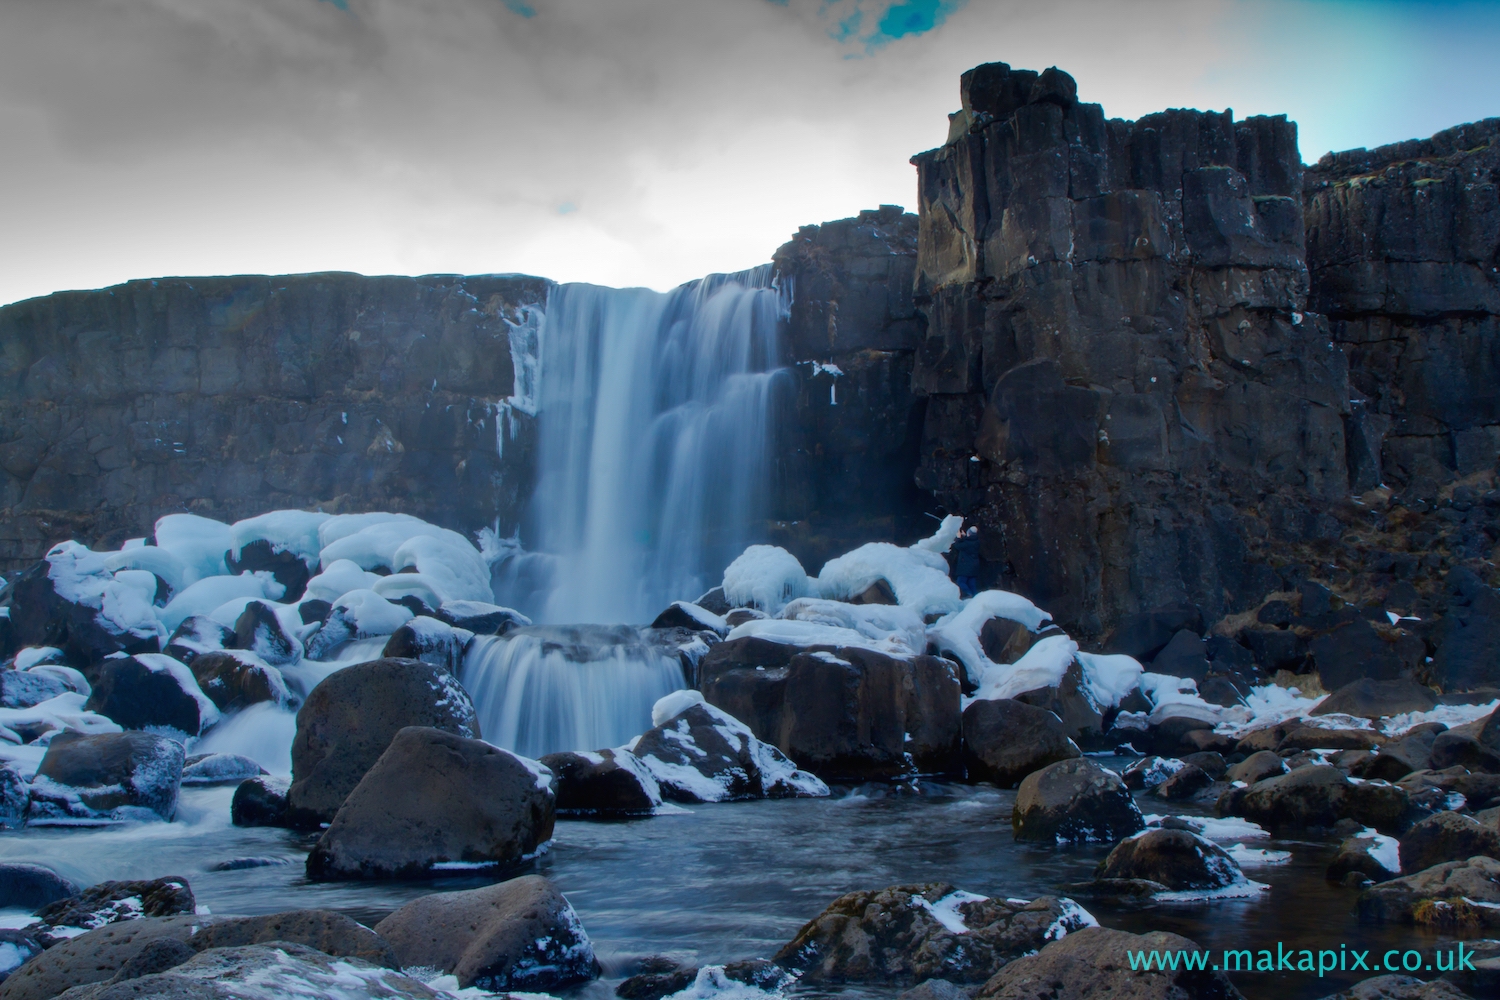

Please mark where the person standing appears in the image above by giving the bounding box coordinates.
[950,526,981,598]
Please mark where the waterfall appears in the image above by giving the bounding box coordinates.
[460,627,689,758]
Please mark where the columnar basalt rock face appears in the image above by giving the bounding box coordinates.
[905,62,1351,632]
[0,272,548,573]
[1305,119,1500,491]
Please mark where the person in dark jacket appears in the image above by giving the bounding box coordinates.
[950,526,981,597]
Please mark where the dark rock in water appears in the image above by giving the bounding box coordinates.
[189,650,289,713]
[1328,833,1401,884]
[436,600,530,636]
[1155,763,1213,801]
[540,749,660,817]
[0,864,79,910]
[1105,605,1204,662]
[1150,630,1210,681]
[161,616,235,667]
[0,670,68,710]
[1430,729,1500,773]
[374,875,597,990]
[187,910,398,968]
[1012,758,1143,844]
[84,655,216,736]
[1314,975,1475,1000]
[382,616,473,675]
[0,915,207,1000]
[616,959,697,1000]
[649,601,729,635]
[773,883,1095,984]
[28,731,184,825]
[1357,856,1500,927]
[0,930,42,983]
[1093,829,1245,892]
[207,858,289,872]
[1399,812,1500,873]
[972,926,1241,1000]
[34,877,195,939]
[899,979,970,1000]
[181,753,266,787]
[232,600,302,666]
[306,726,555,880]
[1180,751,1227,780]
[632,702,827,802]
[226,538,311,603]
[0,766,28,829]
[1315,678,1439,719]
[1225,764,1408,833]
[1310,619,1422,692]
[961,698,1079,787]
[1122,756,1185,791]
[286,657,480,828]
[231,776,289,828]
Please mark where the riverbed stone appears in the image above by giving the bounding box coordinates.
[374,875,597,990]
[1398,812,1500,872]
[306,727,555,880]
[188,650,289,713]
[0,915,207,1000]
[1093,829,1245,892]
[381,617,473,676]
[961,698,1080,787]
[1327,832,1402,883]
[1224,764,1408,833]
[230,776,289,827]
[28,731,184,825]
[1357,856,1500,926]
[181,753,266,787]
[773,883,1096,984]
[33,877,195,938]
[539,749,661,817]
[186,910,398,968]
[285,657,480,827]
[631,702,826,803]
[1012,758,1144,844]
[972,926,1241,1000]
[1155,763,1214,801]
[1227,750,1287,785]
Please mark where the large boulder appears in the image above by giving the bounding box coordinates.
[0,670,69,710]
[83,654,218,737]
[1313,678,1439,719]
[1309,619,1422,691]
[631,698,827,803]
[27,731,184,824]
[161,615,235,667]
[0,915,207,1000]
[1226,750,1287,785]
[286,657,480,827]
[1327,830,1403,883]
[773,884,1096,984]
[0,864,79,910]
[1358,856,1500,927]
[972,926,1242,1000]
[1012,759,1144,844]
[540,749,661,817]
[1398,812,1500,872]
[1092,829,1247,892]
[232,600,303,666]
[1222,764,1408,833]
[181,753,266,787]
[4,549,162,670]
[374,875,597,991]
[187,910,398,968]
[381,617,474,676]
[230,776,289,827]
[961,698,1080,787]
[188,650,290,713]
[306,726,555,880]
[1105,605,1204,661]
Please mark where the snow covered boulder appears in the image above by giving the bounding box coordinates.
[972,927,1237,1000]
[232,600,303,666]
[722,545,811,613]
[188,650,291,713]
[773,883,1096,984]
[375,875,597,991]
[306,726,555,880]
[26,730,185,825]
[631,695,827,803]
[286,657,480,827]
[1399,812,1500,873]
[226,516,324,601]
[1328,830,1402,883]
[1012,759,1144,844]
[381,616,474,676]
[436,599,530,636]
[539,749,661,817]
[181,752,267,787]
[304,589,414,659]
[83,654,219,737]
[1091,829,1251,893]
[161,615,235,666]
[6,546,164,668]
[650,601,729,636]
[0,669,69,710]
[962,698,1080,787]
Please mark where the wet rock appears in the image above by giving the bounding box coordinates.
[33,877,194,942]
[1358,856,1500,927]
[0,864,79,910]
[972,926,1241,1000]
[188,650,290,713]
[286,657,480,827]
[632,700,827,803]
[181,753,266,787]
[0,767,27,829]
[0,670,68,710]
[230,776,289,827]
[1012,758,1144,844]
[1226,750,1287,785]
[649,601,729,635]
[186,910,397,968]
[161,616,234,667]
[436,600,531,637]
[1327,831,1402,883]
[0,915,207,1000]
[232,601,302,667]
[1315,975,1475,1000]
[616,958,698,1000]
[306,726,555,880]
[540,749,660,817]
[1092,829,1246,891]
[83,655,217,737]
[1155,764,1214,801]
[961,698,1080,787]
[773,883,1096,984]
[1314,679,1439,719]
[1122,756,1185,791]
[28,731,184,825]
[1225,765,1408,833]
[1181,752,1227,780]
[1399,812,1500,872]
[382,617,474,676]
[374,875,596,991]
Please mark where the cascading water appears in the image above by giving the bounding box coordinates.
[472,267,789,756]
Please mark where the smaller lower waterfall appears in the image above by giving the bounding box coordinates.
[460,626,687,758]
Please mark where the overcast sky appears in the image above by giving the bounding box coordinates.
[2,0,1497,306]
